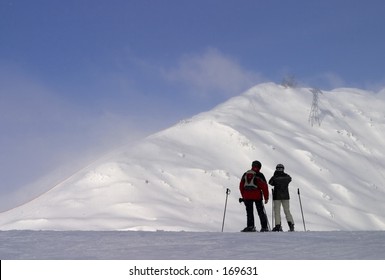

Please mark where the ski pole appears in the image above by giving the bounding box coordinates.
[297,188,307,231]
[221,188,231,232]
[271,188,275,227]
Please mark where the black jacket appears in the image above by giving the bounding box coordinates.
[268,171,292,200]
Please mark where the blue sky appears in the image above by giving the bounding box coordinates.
[1,0,385,210]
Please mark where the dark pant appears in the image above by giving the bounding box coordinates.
[244,199,268,229]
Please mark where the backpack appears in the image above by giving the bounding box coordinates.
[244,170,259,190]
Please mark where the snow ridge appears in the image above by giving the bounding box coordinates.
[0,83,384,232]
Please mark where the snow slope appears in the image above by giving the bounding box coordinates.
[0,83,385,232]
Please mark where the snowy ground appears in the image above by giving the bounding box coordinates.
[1,230,385,260]
[2,83,385,279]
[1,84,385,235]
[2,84,385,233]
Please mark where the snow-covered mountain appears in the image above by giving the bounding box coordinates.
[1,83,385,232]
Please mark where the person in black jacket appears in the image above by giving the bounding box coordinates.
[268,164,295,232]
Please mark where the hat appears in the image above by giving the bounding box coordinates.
[276,164,284,171]
[252,160,262,168]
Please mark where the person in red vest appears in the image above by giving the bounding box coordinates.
[239,160,269,232]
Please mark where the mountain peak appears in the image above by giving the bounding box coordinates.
[1,83,384,231]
